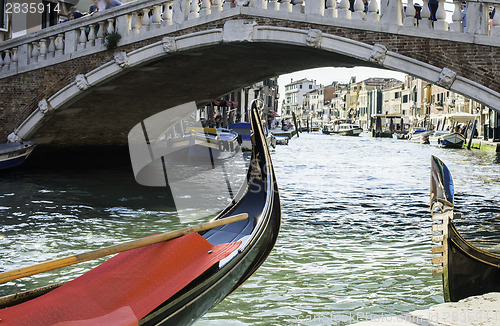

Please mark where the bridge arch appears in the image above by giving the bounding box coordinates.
[8,21,500,147]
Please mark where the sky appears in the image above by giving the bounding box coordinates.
[277,67,407,109]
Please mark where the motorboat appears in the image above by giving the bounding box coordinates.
[0,141,36,170]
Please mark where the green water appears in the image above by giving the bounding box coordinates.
[0,133,499,325]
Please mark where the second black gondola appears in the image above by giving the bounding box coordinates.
[430,155,500,302]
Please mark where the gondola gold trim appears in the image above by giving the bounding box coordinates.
[450,223,500,260]
[449,238,500,268]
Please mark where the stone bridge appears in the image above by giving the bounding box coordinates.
[1,0,500,153]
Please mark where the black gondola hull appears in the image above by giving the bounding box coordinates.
[140,106,281,325]
[446,222,500,302]
[431,155,500,303]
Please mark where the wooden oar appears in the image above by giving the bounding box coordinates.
[0,213,248,285]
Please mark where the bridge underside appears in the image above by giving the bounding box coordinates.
[28,42,369,166]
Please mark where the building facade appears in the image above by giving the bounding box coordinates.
[282,78,317,120]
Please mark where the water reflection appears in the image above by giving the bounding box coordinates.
[200,133,500,326]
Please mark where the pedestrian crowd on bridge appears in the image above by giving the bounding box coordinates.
[61,0,122,23]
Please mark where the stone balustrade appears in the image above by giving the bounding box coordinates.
[1,0,500,77]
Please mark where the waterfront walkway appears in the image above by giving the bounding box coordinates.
[350,292,500,326]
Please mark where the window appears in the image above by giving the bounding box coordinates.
[0,0,6,31]
[395,92,401,99]
[299,85,302,89]
[309,85,312,89]
[403,95,408,103]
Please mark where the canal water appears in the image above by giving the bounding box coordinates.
[0,132,499,325]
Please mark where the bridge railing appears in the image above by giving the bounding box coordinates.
[0,0,499,76]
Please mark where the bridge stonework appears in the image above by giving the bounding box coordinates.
[1,1,500,149]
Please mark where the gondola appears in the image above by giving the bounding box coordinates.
[430,155,500,302]
[0,104,281,325]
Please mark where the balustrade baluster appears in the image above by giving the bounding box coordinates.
[48,37,56,58]
[88,24,96,47]
[31,41,39,63]
[189,0,200,19]
[366,0,379,22]
[281,0,292,12]
[39,39,48,60]
[403,0,416,27]
[56,34,64,56]
[2,50,10,72]
[151,5,162,26]
[0,51,4,71]
[419,0,432,29]
[338,0,351,19]
[325,0,337,18]
[434,0,448,30]
[131,12,141,34]
[78,27,87,50]
[492,4,500,36]
[97,22,105,45]
[352,0,365,20]
[11,48,18,68]
[200,0,211,15]
[291,0,302,13]
[450,0,464,33]
[162,1,174,24]
[141,9,151,31]
[269,0,279,11]
[107,18,115,34]
[212,0,223,12]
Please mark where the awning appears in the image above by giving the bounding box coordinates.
[227,101,239,108]
[212,101,238,107]
[212,100,226,106]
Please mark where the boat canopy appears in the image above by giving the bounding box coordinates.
[445,113,478,123]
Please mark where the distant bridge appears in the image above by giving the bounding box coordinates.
[1,0,500,148]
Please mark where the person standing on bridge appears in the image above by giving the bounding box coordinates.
[89,0,106,14]
[429,0,438,21]
[105,0,123,9]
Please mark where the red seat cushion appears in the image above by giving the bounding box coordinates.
[0,233,240,326]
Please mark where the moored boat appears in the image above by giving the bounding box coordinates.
[229,122,275,151]
[0,104,281,325]
[430,156,500,302]
[0,142,36,170]
[310,120,320,132]
[274,136,289,145]
[428,113,477,149]
[166,127,240,161]
[323,119,362,136]
[392,132,409,140]
[409,128,431,144]
[429,131,466,148]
